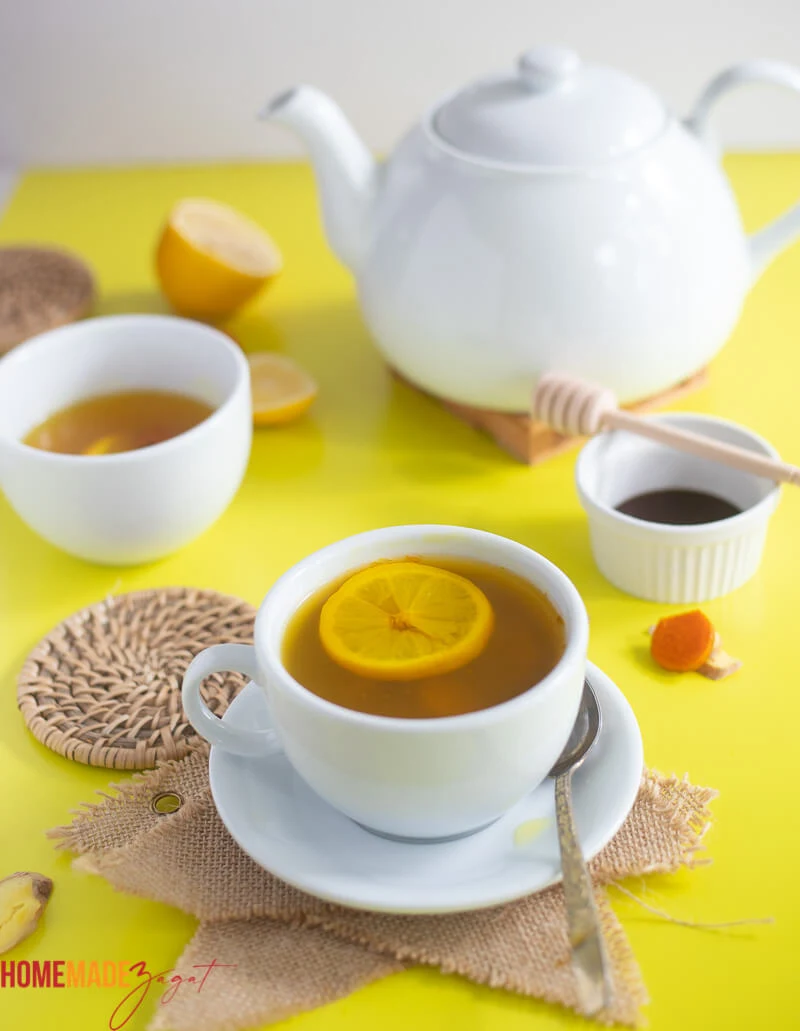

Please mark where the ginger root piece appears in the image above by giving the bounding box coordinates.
[698,634,743,681]
[0,872,53,954]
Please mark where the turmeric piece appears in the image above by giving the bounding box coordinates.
[0,872,53,954]
[651,610,716,672]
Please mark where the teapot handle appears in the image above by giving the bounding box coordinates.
[686,60,800,276]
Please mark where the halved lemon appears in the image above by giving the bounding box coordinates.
[248,352,318,425]
[156,198,282,320]
[319,560,494,681]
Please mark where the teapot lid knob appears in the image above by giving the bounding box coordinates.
[433,46,666,167]
[518,46,581,91]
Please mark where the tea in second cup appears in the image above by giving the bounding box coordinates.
[182,525,589,841]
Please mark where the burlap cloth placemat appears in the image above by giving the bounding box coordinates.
[51,752,716,1030]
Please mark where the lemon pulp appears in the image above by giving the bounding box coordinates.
[318,560,494,681]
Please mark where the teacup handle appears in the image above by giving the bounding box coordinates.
[182,644,282,757]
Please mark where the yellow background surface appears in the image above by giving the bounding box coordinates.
[1,157,799,1030]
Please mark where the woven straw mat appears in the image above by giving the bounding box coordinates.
[17,588,256,770]
[0,246,95,352]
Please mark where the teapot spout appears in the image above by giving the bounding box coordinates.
[262,86,376,273]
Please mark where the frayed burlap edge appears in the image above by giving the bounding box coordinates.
[49,758,716,1029]
[49,746,211,855]
[147,920,404,1031]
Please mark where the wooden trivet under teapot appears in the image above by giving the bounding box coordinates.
[393,366,708,465]
[17,588,256,770]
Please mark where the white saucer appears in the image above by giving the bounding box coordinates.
[209,661,643,915]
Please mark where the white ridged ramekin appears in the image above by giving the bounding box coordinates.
[575,413,781,603]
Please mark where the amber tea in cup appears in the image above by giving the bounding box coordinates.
[282,556,566,719]
[24,389,214,456]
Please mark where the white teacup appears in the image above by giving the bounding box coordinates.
[183,525,589,841]
[0,314,252,564]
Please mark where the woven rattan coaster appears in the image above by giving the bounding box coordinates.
[18,588,256,770]
[0,246,95,353]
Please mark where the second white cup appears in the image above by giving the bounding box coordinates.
[0,314,252,564]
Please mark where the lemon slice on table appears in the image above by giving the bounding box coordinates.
[248,353,318,426]
[319,560,494,681]
[156,198,282,320]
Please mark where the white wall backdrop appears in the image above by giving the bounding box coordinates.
[1,0,800,167]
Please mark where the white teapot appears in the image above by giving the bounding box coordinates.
[265,48,800,411]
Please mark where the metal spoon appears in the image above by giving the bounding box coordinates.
[549,680,612,1015]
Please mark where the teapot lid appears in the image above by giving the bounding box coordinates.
[432,47,667,168]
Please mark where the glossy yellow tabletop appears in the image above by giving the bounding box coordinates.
[1,157,799,1031]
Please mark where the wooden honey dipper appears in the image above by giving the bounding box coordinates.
[533,373,800,486]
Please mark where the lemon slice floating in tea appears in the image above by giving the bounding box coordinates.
[319,560,494,681]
